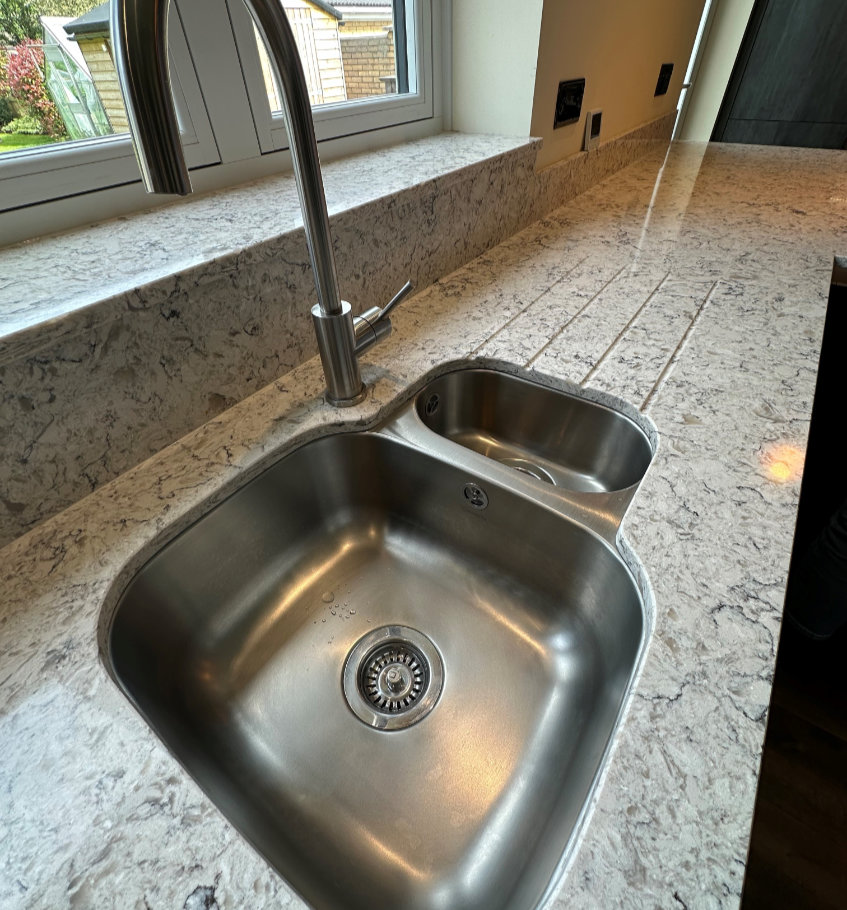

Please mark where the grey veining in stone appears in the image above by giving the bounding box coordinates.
[0,116,674,547]
[2,134,843,909]
[0,133,533,343]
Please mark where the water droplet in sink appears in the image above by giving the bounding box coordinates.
[321,591,335,603]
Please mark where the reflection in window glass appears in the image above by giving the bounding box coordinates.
[257,1,407,111]
[1,1,125,156]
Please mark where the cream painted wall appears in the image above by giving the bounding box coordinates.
[531,1,707,168]
[676,0,755,141]
[452,0,544,136]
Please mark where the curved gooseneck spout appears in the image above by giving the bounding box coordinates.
[111,0,416,404]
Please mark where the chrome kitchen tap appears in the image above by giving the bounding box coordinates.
[111,0,411,405]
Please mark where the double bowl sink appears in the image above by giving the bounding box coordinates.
[104,365,655,910]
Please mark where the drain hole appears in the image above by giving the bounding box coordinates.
[498,457,556,485]
[360,642,429,713]
[343,626,444,730]
[424,393,440,416]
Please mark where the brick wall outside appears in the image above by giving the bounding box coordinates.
[339,19,388,35]
[340,29,396,99]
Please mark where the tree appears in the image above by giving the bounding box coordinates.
[0,0,41,43]
[37,1,95,18]
[1,37,64,135]
[1,1,95,44]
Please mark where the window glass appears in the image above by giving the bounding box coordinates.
[0,0,439,242]
[234,0,431,156]
[1,1,127,157]
[0,0,218,223]
[255,1,409,112]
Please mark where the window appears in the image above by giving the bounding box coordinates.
[0,0,442,245]
[232,0,433,152]
[0,1,218,214]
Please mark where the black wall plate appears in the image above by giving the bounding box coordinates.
[554,78,586,129]
[655,63,674,96]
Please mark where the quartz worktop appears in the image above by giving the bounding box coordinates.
[2,140,844,909]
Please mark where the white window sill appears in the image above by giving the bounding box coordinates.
[0,132,537,365]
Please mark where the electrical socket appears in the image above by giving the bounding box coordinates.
[655,63,674,96]
[583,110,602,151]
[554,78,585,129]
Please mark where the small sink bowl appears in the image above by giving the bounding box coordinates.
[107,430,645,910]
[415,368,652,493]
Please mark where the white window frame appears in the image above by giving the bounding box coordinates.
[0,1,218,214]
[226,0,434,153]
[0,0,444,247]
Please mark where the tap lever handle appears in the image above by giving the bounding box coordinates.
[353,280,413,357]
[379,280,413,321]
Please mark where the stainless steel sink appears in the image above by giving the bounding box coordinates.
[412,368,652,493]
[105,369,652,910]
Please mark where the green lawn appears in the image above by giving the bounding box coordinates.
[0,133,59,150]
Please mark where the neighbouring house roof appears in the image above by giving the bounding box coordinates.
[64,0,344,40]
[335,3,392,20]
[309,0,343,18]
[63,2,110,39]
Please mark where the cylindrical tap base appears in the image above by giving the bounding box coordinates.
[311,301,366,406]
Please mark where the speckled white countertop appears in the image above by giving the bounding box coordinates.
[0,133,532,350]
[2,140,845,909]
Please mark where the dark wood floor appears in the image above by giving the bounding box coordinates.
[741,622,847,909]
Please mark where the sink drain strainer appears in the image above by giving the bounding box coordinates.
[343,626,443,730]
[362,642,426,712]
[498,456,556,485]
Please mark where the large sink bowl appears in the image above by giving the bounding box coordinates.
[107,430,646,910]
[414,368,652,493]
